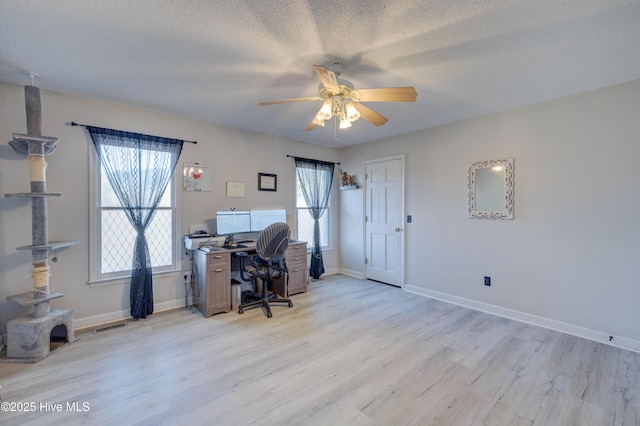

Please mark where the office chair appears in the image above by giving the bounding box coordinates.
[235,222,293,318]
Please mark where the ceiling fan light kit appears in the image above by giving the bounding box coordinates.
[259,64,417,136]
[313,95,361,129]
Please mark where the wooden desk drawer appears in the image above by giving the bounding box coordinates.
[207,252,229,267]
[288,263,306,276]
[288,244,306,254]
[287,243,307,265]
[287,255,306,267]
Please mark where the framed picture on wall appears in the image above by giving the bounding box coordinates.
[226,181,245,198]
[258,173,277,191]
[183,163,212,191]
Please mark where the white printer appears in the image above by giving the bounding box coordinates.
[184,233,212,250]
[184,224,223,250]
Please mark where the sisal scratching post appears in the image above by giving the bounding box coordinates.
[4,74,78,361]
[26,84,51,302]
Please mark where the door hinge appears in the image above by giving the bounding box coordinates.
[365,258,368,264]
[365,215,368,222]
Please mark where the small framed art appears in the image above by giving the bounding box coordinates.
[226,181,245,198]
[258,173,277,191]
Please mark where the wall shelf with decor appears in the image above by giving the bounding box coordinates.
[339,171,358,190]
[340,184,359,190]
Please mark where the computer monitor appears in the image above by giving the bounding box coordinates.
[250,209,286,232]
[216,210,251,240]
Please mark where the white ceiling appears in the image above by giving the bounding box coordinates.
[1,0,639,147]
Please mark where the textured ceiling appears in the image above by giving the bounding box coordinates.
[1,0,639,147]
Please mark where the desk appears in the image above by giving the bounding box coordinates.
[194,240,308,317]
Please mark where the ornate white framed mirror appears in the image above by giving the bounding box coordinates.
[468,158,514,219]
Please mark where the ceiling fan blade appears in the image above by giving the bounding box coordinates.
[355,104,388,127]
[304,121,319,131]
[313,65,339,91]
[304,105,326,131]
[351,87,417,103]
[258,97,321,106]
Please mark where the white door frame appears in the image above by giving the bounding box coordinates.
[363,154,405,288]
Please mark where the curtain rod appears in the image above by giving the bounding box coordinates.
[286,154,340,165]
[70,121,197,144]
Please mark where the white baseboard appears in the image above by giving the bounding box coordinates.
[323,267,340,276]
[405,285,640,354]
[338,268,363,279]
[73,298,187,330]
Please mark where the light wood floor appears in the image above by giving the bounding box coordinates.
[1,274,639,425]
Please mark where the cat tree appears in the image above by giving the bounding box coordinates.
[4,73,78,361]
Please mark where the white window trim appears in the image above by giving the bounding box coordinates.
[87,144,182,286]
[87,269,184,288]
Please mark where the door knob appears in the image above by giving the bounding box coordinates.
[395,227,401,232]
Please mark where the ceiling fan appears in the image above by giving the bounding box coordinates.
[258,64,417,132]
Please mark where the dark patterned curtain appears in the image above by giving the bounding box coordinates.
[87,126,183,319]
[295,157,335,279]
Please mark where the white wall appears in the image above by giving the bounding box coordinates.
[3,78,638,350]
[0,82,339,332]
[338,79,640,351]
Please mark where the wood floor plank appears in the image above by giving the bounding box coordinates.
[1,274,638,425]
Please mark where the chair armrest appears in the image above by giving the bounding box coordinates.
[234,251,253,281]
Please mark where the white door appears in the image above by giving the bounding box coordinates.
[364,156,404,287]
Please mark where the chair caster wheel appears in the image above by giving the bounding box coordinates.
[238,308,244,314]
[288,302,293,308]
[267,312,272,318]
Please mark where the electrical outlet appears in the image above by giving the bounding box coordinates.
[484,276,491,286]
[407,215,412,223]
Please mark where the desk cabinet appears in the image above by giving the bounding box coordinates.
[286,242,308,295]
[271,241,308,297]
[195,250,231,317]
[195,241,307,317]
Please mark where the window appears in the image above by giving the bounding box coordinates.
[90,149,179,282]
[295,170,330,249]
